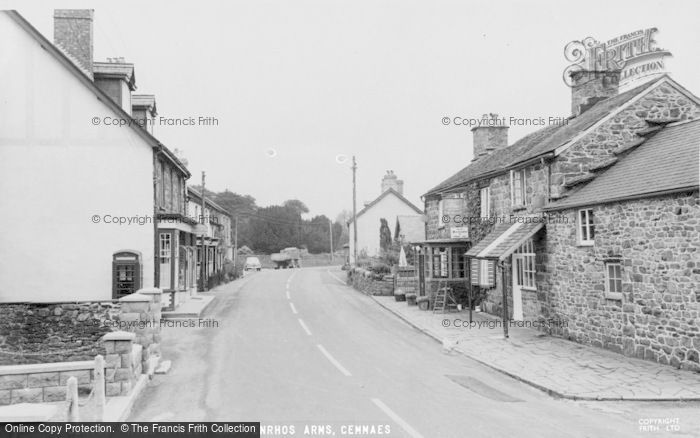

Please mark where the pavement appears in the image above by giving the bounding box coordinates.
[162,294,216,319]
[127,267,700,437]
[368,291,700,401]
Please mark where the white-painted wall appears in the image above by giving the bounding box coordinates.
[0,14,155,302]
[348,192,422,263]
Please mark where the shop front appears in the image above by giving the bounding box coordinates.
[158,217,198,309]
[415,238,472,310]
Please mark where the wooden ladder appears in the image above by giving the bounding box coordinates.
[433,283,457,313]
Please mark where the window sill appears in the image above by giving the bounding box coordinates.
[577,241,595,247]
[605,292,623,301]
[512,205,528,212]
[521,286,537,292]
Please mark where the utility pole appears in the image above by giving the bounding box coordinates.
[329,217,334,264]
[352,156,358,266]
[233,216,238,271]
[200,171,207,292]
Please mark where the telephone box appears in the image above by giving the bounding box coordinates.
[112,250,142,299]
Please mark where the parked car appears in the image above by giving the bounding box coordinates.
[244,256,262,271]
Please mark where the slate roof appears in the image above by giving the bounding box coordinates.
[545,119,700,210]
[425,79,662,197]
[347,188,423,224]
[187,187,230,215]
[465,220,544,260]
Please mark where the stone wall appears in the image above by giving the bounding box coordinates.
[0,360,95,405]
[0,302,119,365]
[425,198,440,240]
[0,330,141,405]
[117,289,162,374]
[542,193,700,371]
[103,331,141,397]
[552,82,700,199]
[347,269,394,296]
[0,288,162,404]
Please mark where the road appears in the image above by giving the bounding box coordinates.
[130,267,698,437]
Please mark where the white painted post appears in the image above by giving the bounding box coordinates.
[94,355,105,422]
[66,376,79,422]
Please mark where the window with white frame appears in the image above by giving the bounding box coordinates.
[480,187,490,218]
[511,169,527,207]
[159,233,172,264]
[437,199,445,228]
[578,209,595,245]
[606,262,622,294]
[431,247,448,278]
[514,239,536,289]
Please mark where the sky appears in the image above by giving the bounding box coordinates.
[5,0,700,219]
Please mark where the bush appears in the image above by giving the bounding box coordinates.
[369,262,391,275]
[451,283,484,309]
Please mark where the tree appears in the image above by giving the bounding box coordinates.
[379,218,392,253]
[335,210,352,246]
[211,189,258,248]
[283,199,309,215]
[249,205,302,253]
[303,215,331,253]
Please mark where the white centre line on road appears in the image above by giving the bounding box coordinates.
[286,290,290,299]
[289,302,298,314]
[297,318,312,336]
[317,344,352,377]
[371,398,425,438]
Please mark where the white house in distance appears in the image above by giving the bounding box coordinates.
[348,171,424,263]
[0,10,187,302]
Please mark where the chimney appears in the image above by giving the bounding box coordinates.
[54,9,94,78]
[381,171,404,195]
[93,58,136,114]
[471,113,509,162]
[570,70,620,116]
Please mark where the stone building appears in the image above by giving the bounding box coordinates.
[542,119,700,371]
[422,71,700,369]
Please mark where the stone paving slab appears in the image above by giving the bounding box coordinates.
[372,295,700,401]
[162,294,215,319]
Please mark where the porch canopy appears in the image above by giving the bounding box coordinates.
[465,220,544,261]
[465,219,544,338]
